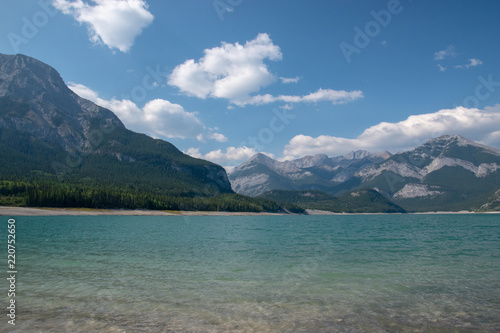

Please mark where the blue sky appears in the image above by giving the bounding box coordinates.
[1,0,500,167]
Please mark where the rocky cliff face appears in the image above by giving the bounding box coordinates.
[354,135,500,210]
[0,53,123,151]
[229,151,391,196]
[0,53,233,194]
[229,135,500,211]
[357,135,500,183]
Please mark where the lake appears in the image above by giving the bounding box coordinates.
[4,214,500,332]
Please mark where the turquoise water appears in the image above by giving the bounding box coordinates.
[3,214,500,332]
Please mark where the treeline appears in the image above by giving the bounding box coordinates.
[0,124,233,197]
[0,179,297,213]
[260,189,406,213]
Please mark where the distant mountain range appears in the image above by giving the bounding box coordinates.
[229,150,391,196]
[229,135,500,212]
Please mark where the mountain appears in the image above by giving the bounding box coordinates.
[0,53,233,198]
[228,150,391,197]
[230,135,500,211]
[356,135,500,211]
[260,189,405,213]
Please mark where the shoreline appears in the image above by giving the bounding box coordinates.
[0,206,288,216]
[0,206,498,216]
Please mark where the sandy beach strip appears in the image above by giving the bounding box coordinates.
[1,206,497,216]
[0,206,288,216]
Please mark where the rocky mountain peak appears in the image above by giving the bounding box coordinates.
[0,53,233,195]
[229,149,391,196]
[413,134,500,159]
[244,153,277,168]
[343,150,374,160]
[290,154,330,168]
[0,53,71,102]
[0,52,124,152]
[251,152,274,162]
[374,150,392,159]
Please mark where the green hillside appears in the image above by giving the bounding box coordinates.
[260,189,405,213]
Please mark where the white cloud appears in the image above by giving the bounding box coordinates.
[434,45,457,60]
[467,58,483,67]
[223,166,236,174]
[207,132,228,142]
[455,58,484,69]
[69,82,99,100]
[185,146,266,166]
[302,88,363,103]
[196,132,228,143]
[68,83,224,141]
[279,76,300,84]
[237,88,363,107]
[169,33,362,107]
[283,106,500,159]
[53,0,154,53]
[169,33,282,103]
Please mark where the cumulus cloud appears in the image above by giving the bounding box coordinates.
[185,146,265,166]
[169,33,282,103]
[68,83,225,141]
[196,132,228,143]
[169,34,362,107]
[53,0,154,52]
[434,45,457,60]
[283,106,500,159]
[206,132,228,142]
[69,82,99,100]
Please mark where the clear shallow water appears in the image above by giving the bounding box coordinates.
[3,214,500,332]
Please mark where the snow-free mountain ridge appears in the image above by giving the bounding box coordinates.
[229,150,391,197]
[0,53,233,195]
[230,135,500,211]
